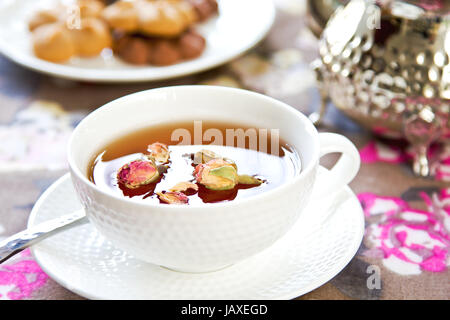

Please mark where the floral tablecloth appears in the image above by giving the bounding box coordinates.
[0,0,448,300]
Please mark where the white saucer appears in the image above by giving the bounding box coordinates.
[0,0,274,83]
[28,167,364,300]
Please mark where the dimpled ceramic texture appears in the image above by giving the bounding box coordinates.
[29,170,364,299]
[71,173,313,273]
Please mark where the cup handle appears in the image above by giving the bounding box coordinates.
[314,132,361,197]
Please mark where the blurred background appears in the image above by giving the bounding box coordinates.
[0,0,448,300]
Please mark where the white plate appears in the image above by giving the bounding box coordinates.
[28,167,364,300]
[0,0,275,82]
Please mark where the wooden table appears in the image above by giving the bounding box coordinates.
[0,0,448,300]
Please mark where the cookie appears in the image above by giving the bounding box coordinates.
[150,38,182,65]
[186,0,218,21]
[178,29,206,59]
[113,29,205,66]
[32,23,76,63]
[28,8,63,31]
[68,18,112,57]
[101,0,139,32]
[113,33,152,65]
[104,0,198,37]
[77,0,105,18]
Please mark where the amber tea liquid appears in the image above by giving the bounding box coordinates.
[88,121,301,204]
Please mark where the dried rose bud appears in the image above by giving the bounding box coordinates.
[157,191,189,205]
[117,159,159,189]
[169,181,199,193]
[194,158,239,191]
[148,142,170,163]
[194,149,219,164]
[238,175,263,185]
[157,164,169,175]
[193,149,237,169]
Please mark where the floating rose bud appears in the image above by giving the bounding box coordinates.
[194,158,239,191]
[194,149,220,164]
[156,164,169,176]
[193,149,237,169]
[157,191,189,205]
[169,181,199,193]
[238,175,263,185]
[117,159,159,189]
[148,142,170,163]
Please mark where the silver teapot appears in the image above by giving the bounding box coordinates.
[310,0,450,177]
[307,0,349,37]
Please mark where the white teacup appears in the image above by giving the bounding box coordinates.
[68,86,360,273]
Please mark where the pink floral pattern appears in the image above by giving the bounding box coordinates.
[360,140,450,181]
[0,250,49,300]
[359,141,408,164]
[359,189,450,275]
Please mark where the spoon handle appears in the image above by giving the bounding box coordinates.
[0,209,87,264]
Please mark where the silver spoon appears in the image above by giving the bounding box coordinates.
[0,209,87,264]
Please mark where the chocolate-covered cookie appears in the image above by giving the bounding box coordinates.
[150,39,182,65]
[186,0,218,21]
[178,30,206,59]
[113,33,152,65]
[113,29,206,66]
